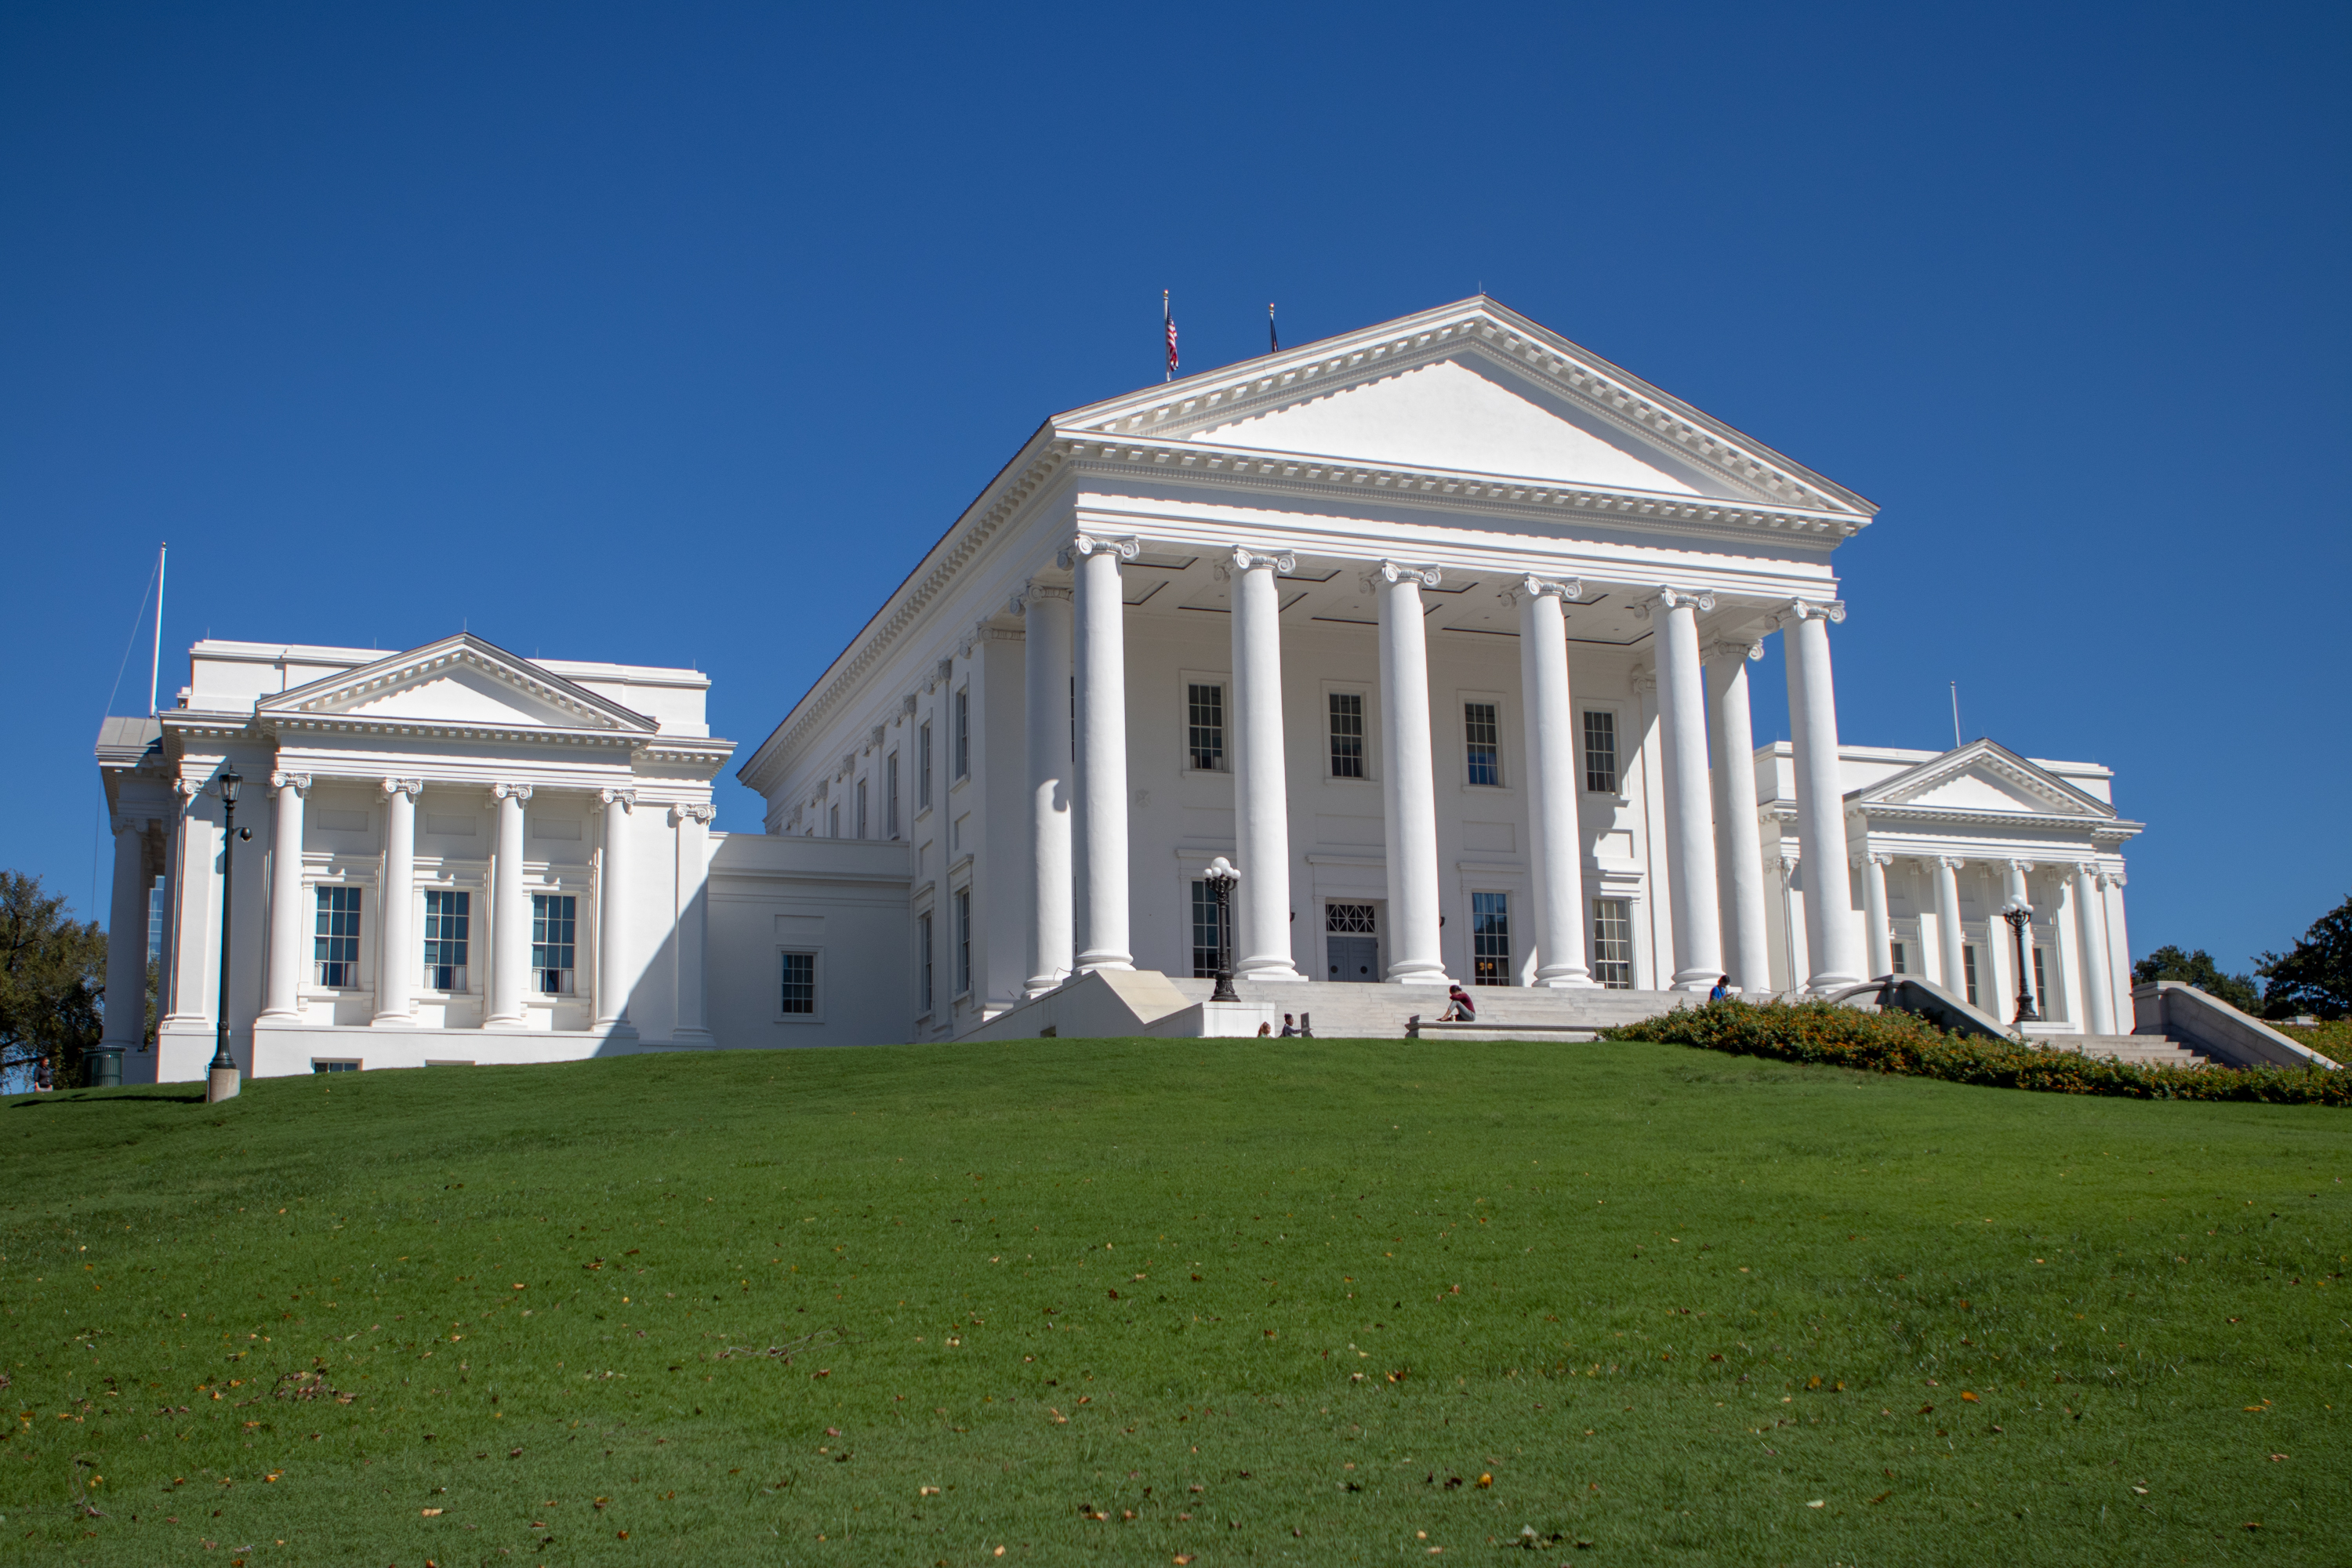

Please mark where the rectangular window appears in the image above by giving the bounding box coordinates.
[886,753,901,838]
[1471,891,1511,985]
[532,893,577,995]
[1190,880,1225,979]
[1326,902,1377,934]
[1329,691,1367,779]
[422,889,470,992]
[856,779,869,840]
[918,721,934,810]
[147,880,165,964]
[1890,940,1908,976]
[314,885,361,988]
[310,1060,360,1073]
[1962,945,1980,1007]
[829,803,840,839]
[1583,710,1619,794]
[1186,683,1228,771]
[953,889,971,996]
[779,951,817,1015]
[2033,947,2049,1008]
[917,911,934,1014]
[1592,897,1633,989]
[1465,702,1501,786]
[953,687,971,780]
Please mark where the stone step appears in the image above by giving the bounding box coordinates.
[1164,977,1684,1037]
[2055,1034,2209,1069]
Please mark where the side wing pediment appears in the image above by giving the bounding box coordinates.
[1857,742,2114,819]
[260,634,657,735]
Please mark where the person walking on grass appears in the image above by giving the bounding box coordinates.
[1439,983,1476,1022]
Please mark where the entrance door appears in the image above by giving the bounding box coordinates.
[1327,935,1378,982]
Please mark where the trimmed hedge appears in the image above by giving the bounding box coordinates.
[1601,998,2352,1106]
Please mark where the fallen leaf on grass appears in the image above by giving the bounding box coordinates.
[1960,1392,1980,1403]
[420,1508,442,1516]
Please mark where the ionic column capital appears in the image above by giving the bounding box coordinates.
[1936,855,1968,871]
[1503,574,1584,606]
[1704,639,1765,664]
[1361,560,1442,592]
[597,787,637,811]
[1058,532,1141,568]
[269,771,311,796]
[173,777,203,801]
[2074,860,2101,880]
[1777,597,1846,629]
[2099,869,2126,889]
[380,777,423,800]
[1632,586,1715,619]
[1011,579,1074,615]
[1216,546,1298,579]
[1861,851,1893,867]
[2007,858,2035,875]
[489,782,533,804]
[670,801,717,827]
[1629,662,1657,696]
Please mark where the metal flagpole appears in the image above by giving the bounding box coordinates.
[1949,681,1961,750]
[150,543,167,716]
[1269,302,1277,354]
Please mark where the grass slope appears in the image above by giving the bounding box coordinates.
[3,1040,2347,1566]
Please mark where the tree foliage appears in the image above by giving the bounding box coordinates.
[2258,895,2352,1021]
[2130,944,2260,1014]
[0,870,107,1091]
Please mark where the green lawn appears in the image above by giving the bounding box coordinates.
[3,1039,2347,1566]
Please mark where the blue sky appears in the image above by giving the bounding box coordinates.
[3,2,2344,973]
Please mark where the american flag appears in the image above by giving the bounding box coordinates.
[1163,289,1178,381]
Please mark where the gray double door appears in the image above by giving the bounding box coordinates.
[1326,935,1378,982]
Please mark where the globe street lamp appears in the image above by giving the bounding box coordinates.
[2000,898,2040,1027]
[206,766,249,1104]
[1205,856,1240,1003]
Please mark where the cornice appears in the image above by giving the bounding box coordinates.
[1857,802,2145,838]
[261,635,657,735]
[262,714,642,748]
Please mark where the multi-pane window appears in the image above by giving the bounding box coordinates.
[1582,710,1619,793]
[953,688,971,780]
[780,951,817,1015]
[1326,902,1377,935]
[918,722,934,810]
[147,880,165,963]
[1962,945,1980,1006]
[1471,891,1511,985]
[314,886,361,988]
[953,889,972,996]
[829,803,840,839]
[917,911,934,1015]
[311,1060,359,1073]
[1465,702,1501,786]
[1189,880,1225,978]
[886,753,901,838]
[423,890,470,992]
[2033,947,2049,1009]
[856,779,869,840]
[1329,691,1367,778]
[1891,940,1908,976]
[532,893,577,995]
[1187,683,1227,771]
[1592,897,1633,989]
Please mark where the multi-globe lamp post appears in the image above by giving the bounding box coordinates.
[205,766,251,1104]
[1204,855,1240,1004]
[1999,897,2040,1027]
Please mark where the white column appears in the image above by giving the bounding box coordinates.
[1933,856,1967,995]
[260,773,309,1018]
[2100,873,2132,1030]
[1021,580,1076,995]
[1773,853,1806,993]
[372,778,419,1026]
[672,802,717,1044]
[100,819,151,1051]
[1067,532,1138,973]
[485,783,532,1029]
[1779,599,1864,991]
[1863,852,1893,978]
[1637,588,1722,993]
[160,779,206,1027]
[2064,863,2112,1034]
[1704,641,1772,994]
[1229,548,1302,982]
[1514,575,1594,987]
[596,787,637,1031]
[1370,561,1448,985]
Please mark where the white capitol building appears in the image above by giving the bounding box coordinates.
[95,298,2154,1080]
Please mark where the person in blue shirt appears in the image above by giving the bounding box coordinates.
[1708,974,1731,1003]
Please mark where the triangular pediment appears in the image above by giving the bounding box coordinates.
[1853,740,2112,819]
[1054,297,1874,517]
[259,633,658,735]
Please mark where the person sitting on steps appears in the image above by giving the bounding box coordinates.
[1438,983,1477,1022]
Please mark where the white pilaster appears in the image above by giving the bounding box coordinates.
[1637,587,1722,993]
[161,779,206,1027]
[1067,533,1137,973]
[1228,548,1302,981]
[100,820,151,1051]
[1703,641,1772,993]
[1021,580,1076,995]
[672,802,717,1044]
[596,788,637,1032]
[260,773,310,1018]
[1933,856,1967,996]
[485,784,532,1029]
[1370,561,1448,985]
[1513,576,1595,986]
[1862,852,1893,979]
[373,778,421,1026]
[1779,599,1864,991]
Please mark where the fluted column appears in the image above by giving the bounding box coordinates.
[1637,587,1722,992]
[596,788,637,1031]
[1514,575,1595,986]
[1704,640,1772,993]
[1067,532,1138,973]
[1371,561,1449,985]
[1021,581,1076,995]
[373,778,420,1026]
[484,784,532,1028]
[100,820,151,1054]
[672,802,717,1044]
[1779,599,1864,991]
[1229,548,1302,981]
[2071,862,2114,1034]
[1933,855,1967,994]
[260,773,310,1018]
[1862,852,1893,978]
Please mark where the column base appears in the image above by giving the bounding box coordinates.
[1234,960,1305,982]
[1075,956,1134,975]
[254,1008,301,1023]
[1802,974,1864,997]
[1533,971,1600,989]
[1023,973,1072,999]
[1384,964,1452,986]
[1671,971,1724,993]
[596,1019,641,1041]
[480,1014,531,1032]
[668,1028,716,1048]
[371,1012,418,1028]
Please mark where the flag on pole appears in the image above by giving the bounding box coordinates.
[1268,302,1278,354]
[1163,289,1178,381]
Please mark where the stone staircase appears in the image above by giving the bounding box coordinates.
[1163,977,1684,1040]
[2051,1033,2209,1069]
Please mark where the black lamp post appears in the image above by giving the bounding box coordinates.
[206,766,247,1104]
[2000,898,2040,1027]
[1205,855,1240,1003]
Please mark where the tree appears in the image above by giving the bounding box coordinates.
[0,871,107,1092]
[2131,945,2260,1014]
[2257,895,2352,1021]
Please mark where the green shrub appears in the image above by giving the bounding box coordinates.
[1602,998,2352,1105]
